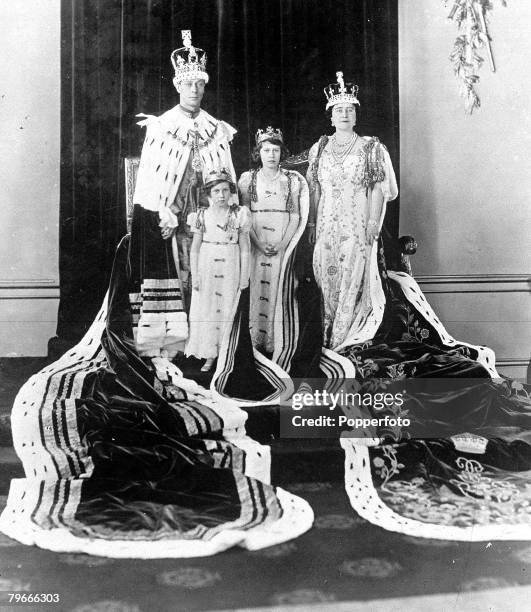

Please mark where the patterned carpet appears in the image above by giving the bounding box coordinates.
[0,359,530,611]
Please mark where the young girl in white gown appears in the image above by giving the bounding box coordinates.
[185,169,251,371]
[238,127,306,355]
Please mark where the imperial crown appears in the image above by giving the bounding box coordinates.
[171,30,209,84]
[324,71,360,109]
[255,126,284,145]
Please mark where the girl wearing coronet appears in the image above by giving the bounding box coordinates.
[238,127,309,357]
[185,169,251,371]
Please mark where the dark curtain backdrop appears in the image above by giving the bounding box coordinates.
[57,0,398,344]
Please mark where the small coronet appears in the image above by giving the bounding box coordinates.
[255,126,284,145]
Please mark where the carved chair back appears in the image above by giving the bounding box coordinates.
[124,157,140,233]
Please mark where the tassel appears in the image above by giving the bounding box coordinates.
[248,168,259,203]
[363,138,386,193]
[195,207,207,232]
[285,170,295,213]
[222,205,240,232]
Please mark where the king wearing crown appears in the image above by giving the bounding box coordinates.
[129,30,238,361]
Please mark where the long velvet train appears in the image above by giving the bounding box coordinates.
[1,232,530,555]
[211,240,531,541]
[0,236,313,557]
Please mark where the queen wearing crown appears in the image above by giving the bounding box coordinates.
[238,128,309,356]
[307,72,398,350]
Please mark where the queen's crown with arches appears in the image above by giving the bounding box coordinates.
[171,30,209,84]
[324,71,360,109]
[255,126,284,145]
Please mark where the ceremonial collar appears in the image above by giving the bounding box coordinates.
[137,105,235,144]
[159,105,217,136]
[177,104,201,119]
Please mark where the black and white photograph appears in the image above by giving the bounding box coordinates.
[0,1,530,610]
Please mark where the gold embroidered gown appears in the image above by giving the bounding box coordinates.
[308,136,398,350]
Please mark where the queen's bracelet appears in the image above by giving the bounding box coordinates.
[307,222,316,227]
[367,219,378,229]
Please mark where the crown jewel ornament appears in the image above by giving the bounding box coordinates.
[255,126,284,145]
[171,30,209,84]
[451,432,488,455]
[324,71,360,109]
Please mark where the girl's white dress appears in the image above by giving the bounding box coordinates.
[238,170,302,353]
[185,206,251,359]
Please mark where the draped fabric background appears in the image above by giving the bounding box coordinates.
[57,0,398,345]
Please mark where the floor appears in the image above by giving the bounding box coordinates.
[0,358,530,612]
